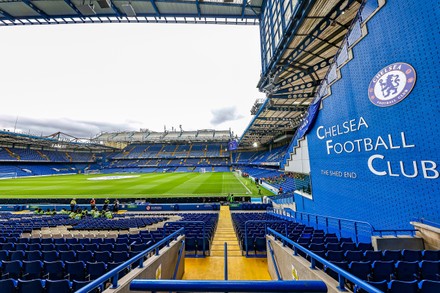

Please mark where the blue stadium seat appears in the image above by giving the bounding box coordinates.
[369,260,395,282]
[17,279,45,293]
[65,261,87,281]
[395,261,419,281]
[419,280,440,293]
[46,279,72,293]
[87,261,107,280]
[341,242,357,251]
[42,251,59,262]
[364,251,382,262]
[383,250,402,261]
[77,251,93,262]
[419,260,440,280]
[2,260,23,279]
[25,250,42,261]
[10,251,25,261]
[0,278,17,293]
[422,250,440,261]
[0,250,9,261]
[388,280,418,293]
[348,261,371,280]
[326,250,344,262]
[59,251,76,262]
[43,260,65,280]
[345,250,363,262]
[112,251,129,262]
[22,260,43,280]
[94,251,111,263]
[402,250,422,262]
[357,243,374,252]
[113,243,129,252]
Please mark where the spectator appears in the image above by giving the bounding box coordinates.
[90,198,96,210]
[113,199,119,213]
[70,198,77,212]
[103,198,110,211]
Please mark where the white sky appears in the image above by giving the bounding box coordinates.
[0,23,265,139]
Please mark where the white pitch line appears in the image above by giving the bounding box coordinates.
[233,172,252,194]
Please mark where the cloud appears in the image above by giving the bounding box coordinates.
[0,115,141,138]
[210,106,244,126]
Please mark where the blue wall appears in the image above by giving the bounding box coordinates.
[298,0,440,229]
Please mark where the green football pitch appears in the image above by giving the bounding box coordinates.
[0,172,273,199]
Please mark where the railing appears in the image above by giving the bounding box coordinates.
[130,280,327,292]
[76,227,185,293]
[271,207,374,243]
[172,239,185,280]
[267,228,383,293]
[373,229,418,237]
[244,220,288,257]
[164,221,207,256]
[267,239,282,280]
[411,217,440,229]
[224,242,228,280]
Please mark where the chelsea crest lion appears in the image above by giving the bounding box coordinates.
[368,62,416,107]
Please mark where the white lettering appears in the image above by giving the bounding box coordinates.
[400,161,418,178]
[421,161,439,179]
[368,154,387,176]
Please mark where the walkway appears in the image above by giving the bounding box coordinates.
[183,205,271,280]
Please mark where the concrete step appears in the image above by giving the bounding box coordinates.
[211,244,240,250]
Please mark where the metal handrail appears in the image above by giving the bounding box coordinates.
[224,242,228,280]
[267,240,282,280]
[244,220,288,257]
[267,228,382,293]
[164,221,207,256]
[76,227,185,293]
[172,240,185,280]
[130,280,327,292]
[271,207,374,243]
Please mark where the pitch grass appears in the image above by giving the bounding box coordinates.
[0,172,273,199]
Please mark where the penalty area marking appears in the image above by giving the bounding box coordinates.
[87,175,140,181]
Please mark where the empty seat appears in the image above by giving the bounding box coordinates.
[112,251,129,262]
[44,260,65,280]
[77,251,94,262]
[42,251,59,262]
[46,279,72,293]
[369,260,395,282]
[388,280,418,293]
[65,260,87,281]
[326,250,344,262]
[2,260,23,279]
[340,242,357,251]
[22,260,43,280]
[382,250,402,261]
[419,260,440,280]
[94,251,111,263]
[348,261,371,280]
[423,250,440,261]
[87,261,107,280]
[402,250,422,261]
[395,261,419,281]
[10,251,25,261]
[364,250,382,262]
[0,278,17,293]
[59,251,76,262]
[345,250,364,262]
[357,243,374,252]
[17,279,45,293]
[25,250,42,261]
[419,280,440,293]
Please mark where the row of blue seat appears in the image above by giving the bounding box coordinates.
[0,278,94,293]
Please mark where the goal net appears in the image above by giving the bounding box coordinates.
[0,172,17,179]
[84,169,101,175]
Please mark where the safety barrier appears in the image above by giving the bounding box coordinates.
[130,280,327,292]
[267,228,382,293]
[76,227,184,293]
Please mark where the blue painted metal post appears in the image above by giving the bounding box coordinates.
[224,242,228,280]
[130,280,327,292]
[354,222,359,243]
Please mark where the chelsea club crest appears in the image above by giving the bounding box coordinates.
[368,62,416,107]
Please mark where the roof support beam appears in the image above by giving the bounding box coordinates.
[195,0,201,18]
[149,0,161,17]
[241,0,247,18]
[0,8,15,22]
[109,1,122,18]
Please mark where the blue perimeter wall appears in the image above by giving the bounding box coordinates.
[295,0,440,229]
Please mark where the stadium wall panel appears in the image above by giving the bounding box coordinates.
[297,0,440,229]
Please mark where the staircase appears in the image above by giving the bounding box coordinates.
[183,206,271,281]
[36,150,50,161]
[4,148,20,160]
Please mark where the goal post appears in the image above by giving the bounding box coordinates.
[84,169,101,175]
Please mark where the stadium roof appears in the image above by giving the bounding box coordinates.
[0,0,262,26]
[0,130,115,151]
[94,129,232,143]
[239,0,362,146]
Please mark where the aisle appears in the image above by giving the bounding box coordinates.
[183,205,271,280]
